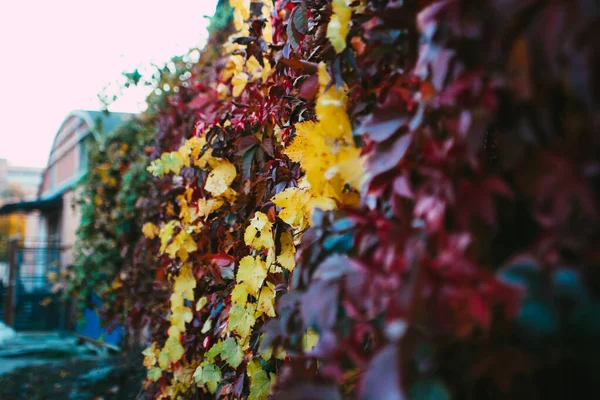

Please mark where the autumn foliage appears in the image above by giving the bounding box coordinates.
[73,0,600,399]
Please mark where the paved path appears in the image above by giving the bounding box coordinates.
[0,331,107,376]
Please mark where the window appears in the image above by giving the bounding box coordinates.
[48,165,56,190]
[78,141,87,172]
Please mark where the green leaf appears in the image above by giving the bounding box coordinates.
[194,362,222,394]
[147,151,186,178]
[248,370,273,400]
[220,337,244,368]
[147,367,162,382]
[206,341,224,363]
[228,303,256,338]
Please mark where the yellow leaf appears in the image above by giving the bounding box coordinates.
[173,265,196,302]
[272,188,336,230]
[142,222,160,239]
[231,283,249,307]
[223,54,245,81]
[196,296,208,311]
[260,2,273,44]
[197,198,224,220]
[244,211,275,250]
[159,220,179,253]
[170,305,193,332]
[255,282,276,318]
[162,336,185,365]
[236,256,267,297]
[201,317,212,334]
[327,0,352,53]
[170,292,184,310]
[165,229,197,262]
[205,160,237,196]
[230,0,250,31]
[302,329,319,352]
[246,56,272,82]
[232,72,249,97]
[271,187,311,230]
[173,362,195,385]
[281,64,363,203]
[315,63,352,141]
[142,342,158,368]
[277,231,295,271]
[217,82,228,100]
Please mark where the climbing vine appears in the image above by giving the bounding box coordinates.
[74,0,600,399]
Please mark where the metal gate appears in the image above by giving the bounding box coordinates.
[0,238,65,331]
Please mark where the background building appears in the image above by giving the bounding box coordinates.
[0,110,132,331]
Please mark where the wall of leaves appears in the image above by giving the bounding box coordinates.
[73,0,600,399]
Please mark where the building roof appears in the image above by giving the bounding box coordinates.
[0,193,62,215]
[39,110,135,200]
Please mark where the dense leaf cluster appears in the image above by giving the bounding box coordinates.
[74,0,600,399]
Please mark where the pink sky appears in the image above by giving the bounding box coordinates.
[0,0,218,168]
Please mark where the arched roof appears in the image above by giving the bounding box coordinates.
[39,110,134,199]
[46,110,133,167]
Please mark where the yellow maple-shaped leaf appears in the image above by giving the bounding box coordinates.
[236,256,268,297]
[223,54,245,81]
[205,160,237,196]
[165,229,197,262]
[142,342,158,368]
[277,231,296,271]
[232,72,249,98]
[170,305,193,332]
[316,63,352,141]
[283,64,363,203]
[334,146,364,190]
[170,291,184,310]
[246,56,272,82]
[271,187,311,229]
[142,222,160,239]
[286,122,335,195]
[196,198,224,220]
[260,2,273,44]
[162,336,185,365]
[173,264,196,302]
[159,220,179,253]
[272,188,336,230]
[177,188,198,225]
[183,136,206,160]
[173,363,195,385]
[327,0,352,54]
[230,0,250,31]
[193,146,216,170]
[255,282,276,318]
[231,283,249,307]
[223,188,239,203]
[244,211,275,250]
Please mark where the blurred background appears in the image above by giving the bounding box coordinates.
[0,1,218,398]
